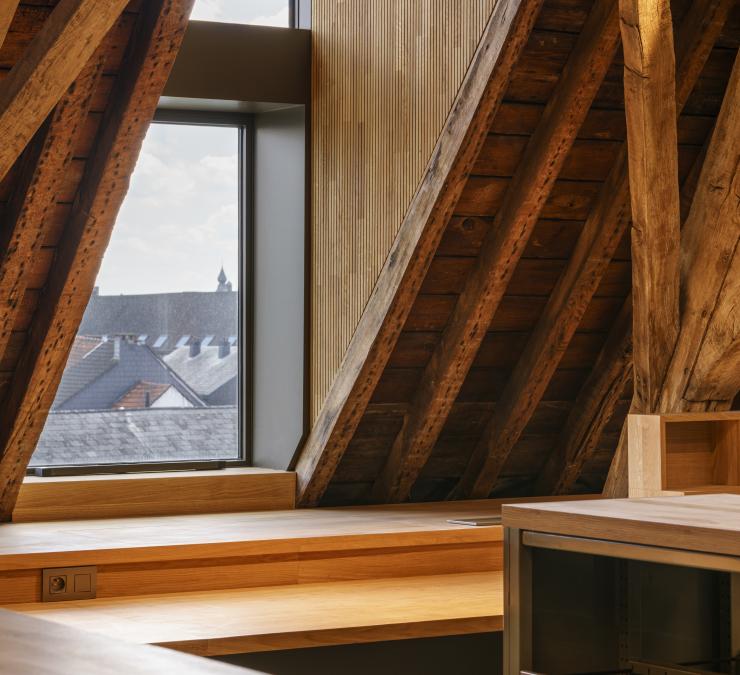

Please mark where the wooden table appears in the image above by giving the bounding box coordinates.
[502,494,740,675]
[0,608,257,674]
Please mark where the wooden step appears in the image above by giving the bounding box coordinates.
[9,571,503,656]
[0,500,507,603]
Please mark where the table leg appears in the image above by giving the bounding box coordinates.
[504,526,532,675]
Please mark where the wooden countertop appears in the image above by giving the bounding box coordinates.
[0,499,515,570]
[502,494,740,557]
[10,571,503,656]
[0,609,254,674]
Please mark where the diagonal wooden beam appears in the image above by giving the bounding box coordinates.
[621,0,681,414]
[535,297,632,495]
[660,51,740,413]
[459,0,732,496]
[0,0,130,183]
[0,1,19,50]
[370,1,622,504]
[604,49,740,498]
[294,0,544,507]
[0,56,104,369]
[0,0,195,521]
[456,0,734,499]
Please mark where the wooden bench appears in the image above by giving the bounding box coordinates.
[0,500,515,655]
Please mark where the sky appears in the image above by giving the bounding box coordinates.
[190,0,290,26]
[94,1,291,296]
[95,124,240,295]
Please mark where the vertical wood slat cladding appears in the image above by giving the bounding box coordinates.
[310,0,496,420]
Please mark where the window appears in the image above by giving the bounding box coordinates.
[190,0,291,27]
[29,115,253,472]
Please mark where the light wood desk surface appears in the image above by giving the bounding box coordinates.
[503,494,740,557]
[0,609,258,674]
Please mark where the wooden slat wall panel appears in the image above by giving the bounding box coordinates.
[310,0,496,420]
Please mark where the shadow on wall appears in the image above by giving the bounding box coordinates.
[213,633,501,675]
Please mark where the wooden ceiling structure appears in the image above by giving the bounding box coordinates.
[295,0,740,507]
[0,0,194,521]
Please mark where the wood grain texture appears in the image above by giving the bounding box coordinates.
[661,51,740,411]
[0,55,103,371]
[9,572,504,656]
[375,0,622,503]
[620,0,681,413]
[0,0,129,183]
[536,297,633,494]
[0,0,195,521]
[627,413,740,497]
[605,45,740,497]
[310,0,497,421]
[297,0,543,506]
[0,609,251,675]
[0,499,512,571]
[0,1,19,50]
[12,469,296,523]
[502,493,740,558]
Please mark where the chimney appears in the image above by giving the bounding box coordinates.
[144,391,151,408]
[218,339,230,359]
[189,340,201,358]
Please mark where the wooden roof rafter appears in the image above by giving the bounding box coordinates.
[0,0,132,183]
[295,0,545,506]
[374,0,623,504]
[0,0,195,521]
[296,0,739,505]
[0,53,105,373]
[0,1,20,50]
[527,0,738,498]
[604,49,740,498]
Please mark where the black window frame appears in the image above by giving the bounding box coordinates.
[29,110,255,477]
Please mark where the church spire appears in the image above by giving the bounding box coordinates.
[216,267,232,292]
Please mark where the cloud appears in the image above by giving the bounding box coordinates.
[190,0,289,26]
[95,123,240,295]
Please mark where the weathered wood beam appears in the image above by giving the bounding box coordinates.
[621,0,681,414]
[371,1,621,504]
[294,0,544,507]
[660,51,740,412]
[472,0,734,498]
[0,0,130,183]
[0,1,19,50]
[454,147,628,498]
[0,0,194,521]
[536,297,632,495]
[0,56,104,369]
[604,49,740,498]
[536,0,733,494]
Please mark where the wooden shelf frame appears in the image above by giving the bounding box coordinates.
[627,412,740,497]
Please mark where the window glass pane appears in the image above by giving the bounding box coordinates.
[190,0,290,27]
[30,123,241,467]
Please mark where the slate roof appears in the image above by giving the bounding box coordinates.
[53,339,119,408]
[30,407,239,466]
[53,337,204,411]
[78,291,238,352]
[164,346,238,397]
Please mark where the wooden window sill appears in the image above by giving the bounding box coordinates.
[14,468,296,523]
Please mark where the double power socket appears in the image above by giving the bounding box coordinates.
[41,565,97,602]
